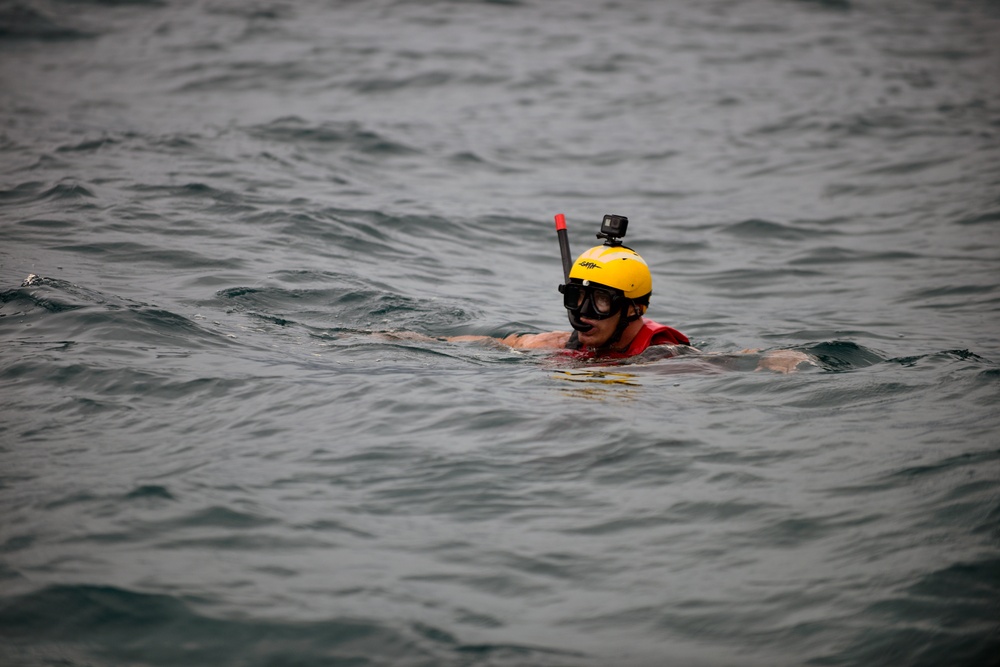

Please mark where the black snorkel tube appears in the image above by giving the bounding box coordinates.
[554,214,573,283]
[554,214,593,339]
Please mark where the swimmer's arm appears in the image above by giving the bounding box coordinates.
[740,348,815,373]
[378,330,570,349]
[448,331,571,350]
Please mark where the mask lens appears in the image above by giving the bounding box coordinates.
[591,288,615,315]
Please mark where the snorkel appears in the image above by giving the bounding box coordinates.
[554,213,573,284]
[554,214,594,334]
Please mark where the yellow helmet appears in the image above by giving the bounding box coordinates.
[568,245,652,301]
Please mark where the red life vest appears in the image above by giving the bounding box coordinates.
[623,318,690,354]
[563,318,690,360]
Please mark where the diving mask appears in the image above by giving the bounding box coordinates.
[559,280,625,320]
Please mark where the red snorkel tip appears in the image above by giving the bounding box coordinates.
[554,213,567,231]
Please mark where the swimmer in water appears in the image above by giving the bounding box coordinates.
[450,214,813,373]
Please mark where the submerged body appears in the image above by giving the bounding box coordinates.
[452,316,810,372]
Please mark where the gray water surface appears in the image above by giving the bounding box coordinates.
[1,1,999,665]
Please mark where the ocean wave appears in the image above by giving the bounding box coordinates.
[719,218,839,242]
[0,180,91,205]
[0,584,488,667]
[246,116,421,157]
[0,3,95,40]
[788,246,923,265]
[819,557,1000,666]
[955,208,1000,226]
[215,279,478,333]
[1,276,232,348]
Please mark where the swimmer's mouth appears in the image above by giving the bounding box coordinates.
[568,310,594,332]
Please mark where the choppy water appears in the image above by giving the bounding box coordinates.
[2,0,999,665]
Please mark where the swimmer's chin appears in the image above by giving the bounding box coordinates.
[576,331,606,348]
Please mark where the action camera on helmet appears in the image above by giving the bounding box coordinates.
[597,214,628,246]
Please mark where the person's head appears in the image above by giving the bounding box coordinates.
[559,245,652,349]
